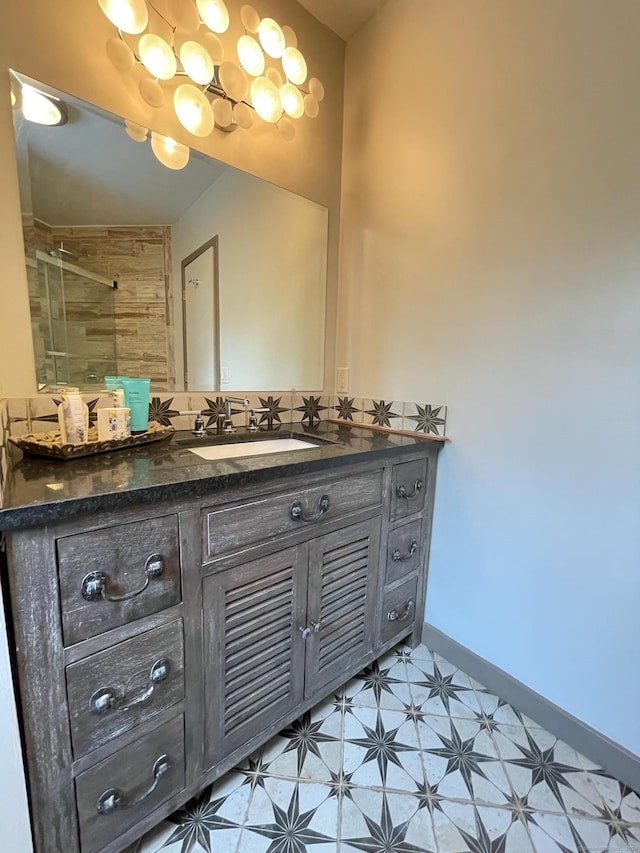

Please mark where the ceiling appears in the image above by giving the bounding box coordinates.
[296,0,387,41]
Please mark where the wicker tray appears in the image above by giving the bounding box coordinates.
[9,422,174,461]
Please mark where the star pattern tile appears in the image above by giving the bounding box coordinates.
[134,642,640,853]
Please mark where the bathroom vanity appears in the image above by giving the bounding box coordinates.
[0,423,443,853]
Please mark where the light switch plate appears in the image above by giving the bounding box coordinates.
[221,366,230,384]
[336,367,349,394]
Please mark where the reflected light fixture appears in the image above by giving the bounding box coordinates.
[21,85,68,126]
[96,0,324,167]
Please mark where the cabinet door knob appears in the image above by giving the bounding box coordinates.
[290,494,330,522]
[81,554,165,602]
[387,598,415,622]
[89,658,170,715]
[96,755,170,815]
[391,540,419,562]
[396,479,423,501]
[310,621,322,633]
[298,626,311,639]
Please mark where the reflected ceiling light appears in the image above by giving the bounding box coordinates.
[174,84,215,136]
[280,83,304,119]
[138,33,177,80]
[21,86,68,126]
[150,131,189,169]
[202,32,224,63]
[219,61,248,102]
[258,18,285,59]
[213,98,233,129]
[308,77,325,103]
[266,67,283,88]
[240,4,260,33]
[282,46,307,85]
[282,25,297,48]
[167,0,200,33]
[250,76,282,123]
[106,36,135,70]
[139,77,165,107]
[98,0,148,34]
[196,0,229,33]
[234,101,253,129]
[180,41,214,85]
[124,119,148,141]
[237,35,265,77]
[303,93,319,118]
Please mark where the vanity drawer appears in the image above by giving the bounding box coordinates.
[66,620,184,759]
[380,576,419,646]
[390,458,428,522]
[386,519,423,584]
[57,515,181,645]
[75,715,185,853]
[203,469,384,561]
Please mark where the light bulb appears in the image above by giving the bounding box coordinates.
[266,67,283,88]
[308,77,325,102]
[258,18,285,59]
[282,46,307,86]
[219,62,249,102]
[213,98,233,128]
[105,36,135,71]
[240,4,260,33]
[150,131,190,169]
[237,35,265,77]
[124,119,148,142]
[250,76,282,123]
[138,34,177,80]
[282,25,297,48]
[197,0,229,34]
[280,83,304,119]
[173,84,215,137]
[139,78,165,107]
[98,0,148,34]
[234,101,253,129]
[21,86,67,126]
[180,41,214,85]
[304,93,319,118]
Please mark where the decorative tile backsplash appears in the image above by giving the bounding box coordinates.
[4,392,447,439]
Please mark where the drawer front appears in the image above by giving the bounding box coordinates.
[380,576,419,646]
[58,515,181,645]
[390,458,428,522]
[204,469,384,561]
[76,715,184,853]
[66,620,184,759]
[386,519,423,584]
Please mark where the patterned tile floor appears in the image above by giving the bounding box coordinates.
[135,643,640,853]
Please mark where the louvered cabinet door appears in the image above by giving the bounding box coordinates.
[203,546,308,766]
[304,517,381,697]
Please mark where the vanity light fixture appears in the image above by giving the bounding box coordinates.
[20,85,68,127]
[96,0,325,169]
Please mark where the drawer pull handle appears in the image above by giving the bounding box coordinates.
[391,540,419,563]
[387,598,415,622]
[89,658,170,715]
[396,479,423,501]
[97,754,170,816]
[290,494,330,522]
[81,554,165,603]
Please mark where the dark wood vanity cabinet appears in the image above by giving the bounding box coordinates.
[4,443,440,853]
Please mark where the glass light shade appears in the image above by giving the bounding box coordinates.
[139,77,165,107]
[282,46,307,85]
[213,98,233,128]
[234,101,253,129]
[98,0,148,34]
[280,83,304,119]
[240,4,260,33]
[138,34,177,80]
[250,76,282,123]
[308,77,325,102]
[304,93,319,118]
[219,62,249,102]
[265,67,283,88]
[197,0,230,34]
[21,87,67,126]
[202,33,224,63]
[258,18,285,59]
[173,84,214,137]
[167,0,200,33]
[282,25,297,48]
[105,36,135,71]
[237,35,265,77]
[150,132,189,169]
[124,119,148,142]
[278,117,296,141]
[180,41,214,85]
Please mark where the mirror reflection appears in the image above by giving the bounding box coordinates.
[12,73,328,393]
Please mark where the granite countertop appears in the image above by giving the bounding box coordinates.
[0,422,445,530]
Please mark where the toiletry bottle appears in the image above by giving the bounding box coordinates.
[122,378,151,434]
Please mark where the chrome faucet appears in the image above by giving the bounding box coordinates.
[223,397,249,433]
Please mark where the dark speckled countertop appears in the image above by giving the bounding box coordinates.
[0,422,445,530]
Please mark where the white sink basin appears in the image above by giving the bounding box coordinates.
[187,438,321,461]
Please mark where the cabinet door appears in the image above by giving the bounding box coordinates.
[203,546,307,766]
[304,517,381,698]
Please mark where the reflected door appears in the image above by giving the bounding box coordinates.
[182,238,220,391]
